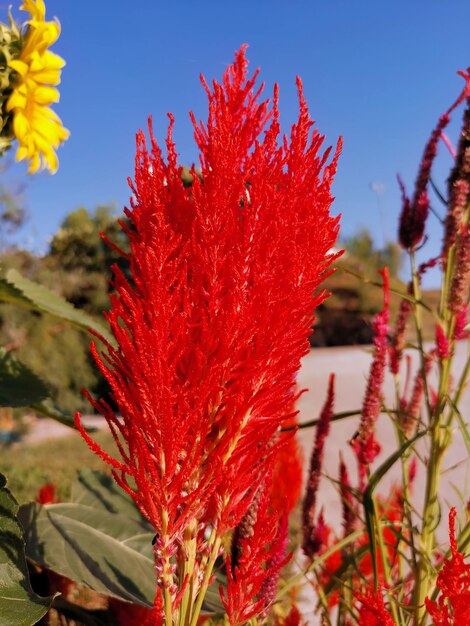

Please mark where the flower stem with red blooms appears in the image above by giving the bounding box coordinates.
[413,95,470,622]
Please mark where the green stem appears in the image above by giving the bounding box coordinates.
[188,530,221,626]
[414,429,447,625]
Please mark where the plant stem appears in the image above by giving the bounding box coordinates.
[188,529,221,626]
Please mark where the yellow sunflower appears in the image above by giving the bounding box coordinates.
[6,0,69,173]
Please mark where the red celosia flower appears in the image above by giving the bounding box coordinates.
[435,324,450,360]
[339,454,356,537]
[454,305,469,340]
[222,475,291,625]
[273,602,307,626]
[302,373,335,558]
[316,484,406,610]
[399,68,470,252]
[75,45,341,613]
[425,507,470,626]
[36,483,59,504]
[449,223,470,316]
[400,353,433,437]
[389,294,412,375]
[270,429,304,514]
[355,268,389,469]
[442,70,470,260]
[355,587,396,626]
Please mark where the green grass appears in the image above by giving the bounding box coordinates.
[0,430,115,504]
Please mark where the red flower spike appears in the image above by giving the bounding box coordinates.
[389,294,412,375]
[339,454,356,537]
[443,71,470,260]
[76,45,341,610]
[399,353,433,437]
[302,373,335,558]
[356,268,389,468]
[222,476,291,626]
[355,586,396,626]
[454,305,469,340]
[399,68,470,252]
[449,223,470,316]
[270,396,304,514]
[436,324,450,360]
[425,507,470,626]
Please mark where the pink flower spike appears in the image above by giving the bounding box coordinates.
[302,373,335,558]
[435,324,450,360]
[356,268,390,466]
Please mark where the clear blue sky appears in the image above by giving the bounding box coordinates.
[4,0,470,287]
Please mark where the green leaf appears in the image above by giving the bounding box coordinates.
[0,269,114,345]
[0,473,52,626]
[70,470,148,523]
[18,502,156,607]
[28,398,76,429]
[447,396,470,457]
[362,429,426,584]
[0,348,49,407]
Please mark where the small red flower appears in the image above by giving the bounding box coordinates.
[36,483,59,504]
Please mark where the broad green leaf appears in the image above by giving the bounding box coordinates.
[0,473,52,626]
[18,502,156,607]
[68,471,224,613]
[0,269,114,345]
[0,348,49,407]
[70,469,150,524]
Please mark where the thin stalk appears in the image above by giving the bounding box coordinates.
[414,430,447,625]
[188,529,221,626]
[410,251,432,417]
[178,521,197,626]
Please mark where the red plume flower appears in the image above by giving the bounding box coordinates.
[75,45,341,616]
[355,587,396,626]
[302,373,335,558]
[355,268,390,469]
[425,507,470,625]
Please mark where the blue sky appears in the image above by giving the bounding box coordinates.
[4,0,470,286]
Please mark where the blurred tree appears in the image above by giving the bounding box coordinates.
[341,228,402,278]
[46,205,129,313]
[0,160,27,252]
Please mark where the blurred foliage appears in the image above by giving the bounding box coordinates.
[342,228,403,278]
[0,204,128,415]
[0,430,115,503]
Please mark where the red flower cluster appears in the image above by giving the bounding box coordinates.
[355,587,395,626]
[222,477,290,625]
[426,508,470,626]
[76,45,341,613]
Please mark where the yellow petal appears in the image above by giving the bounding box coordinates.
[27,152,42,174]
[33,85,59,105]
[21,0,46,22]
[13,112,30,141]
[16,145,29,162]
[6,89,28,111]
[43,148,58,173]
[9,59,29,77]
